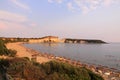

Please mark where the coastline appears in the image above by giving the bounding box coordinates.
[6,42,51,63]
[6,42,120,80]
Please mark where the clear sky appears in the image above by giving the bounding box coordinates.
[0,0,120,42]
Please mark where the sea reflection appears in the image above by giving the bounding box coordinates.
[39,43,58,47]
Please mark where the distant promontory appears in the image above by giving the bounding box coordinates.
[0,36,107,44]
[64,38,106,44]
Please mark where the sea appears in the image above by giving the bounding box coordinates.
[23,43,120,70]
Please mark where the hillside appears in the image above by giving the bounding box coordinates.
[0,57,104,80]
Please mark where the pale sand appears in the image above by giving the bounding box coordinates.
[6,42,51,63]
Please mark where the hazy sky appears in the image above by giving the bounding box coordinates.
[0,0,120,42]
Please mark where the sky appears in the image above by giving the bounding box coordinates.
[0,0,120,42]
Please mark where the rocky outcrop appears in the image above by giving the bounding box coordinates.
[64,38,106,44]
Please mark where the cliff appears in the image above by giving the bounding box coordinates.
[64,38,106,44]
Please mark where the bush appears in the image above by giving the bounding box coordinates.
[0,58,104,80]
[0,40,8,55]
[41,61,104,80]
[0,40,17,57]
[8,49,17,57]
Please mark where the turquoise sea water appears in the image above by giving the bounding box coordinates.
[24,43,120,70]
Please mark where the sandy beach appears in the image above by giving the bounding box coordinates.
[6,42,51,63]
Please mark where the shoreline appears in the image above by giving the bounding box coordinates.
[6,42,120,80]
[6,42,51,63]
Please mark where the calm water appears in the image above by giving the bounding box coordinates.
[24,43,120,70]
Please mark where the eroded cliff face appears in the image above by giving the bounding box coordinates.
[29,37,106,44]
[29,36,60,43]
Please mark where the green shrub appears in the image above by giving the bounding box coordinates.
[41,61,104,80]
[0,40,8,55]
[0,58,104,80]
[8,49,17,57]
[0,40,17,57]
